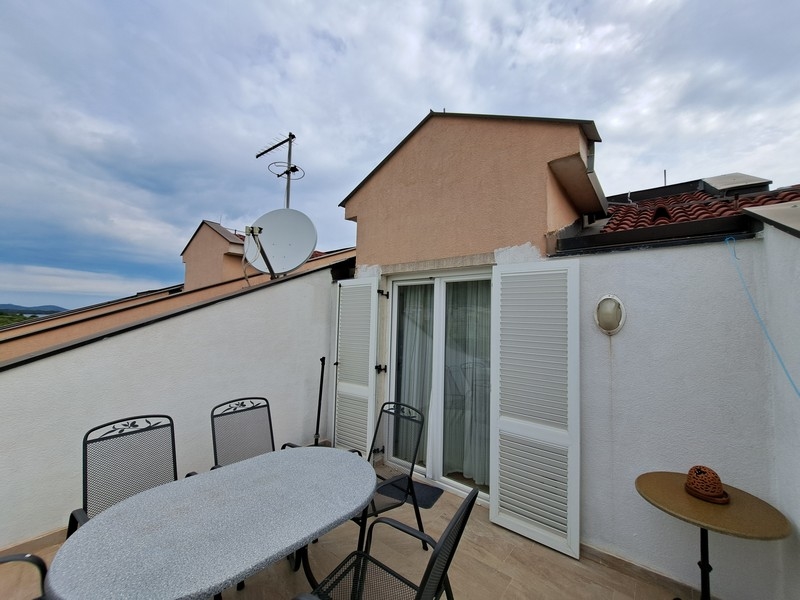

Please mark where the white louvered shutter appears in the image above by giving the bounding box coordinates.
[489,260,580,558]
[333,278,379,456]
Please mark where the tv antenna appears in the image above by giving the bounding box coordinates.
[255,133,305,209]
[245,133,317,279]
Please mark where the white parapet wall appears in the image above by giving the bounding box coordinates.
[578,233,796,600]
[762,225,800,599]
[0,268,337,549]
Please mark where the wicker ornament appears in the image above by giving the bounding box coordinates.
[685,465,730,504]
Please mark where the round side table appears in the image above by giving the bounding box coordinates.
[636,471,789,600]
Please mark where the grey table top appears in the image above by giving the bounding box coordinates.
[45,447,376,600]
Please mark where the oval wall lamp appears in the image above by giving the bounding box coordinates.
[595,294,625,335]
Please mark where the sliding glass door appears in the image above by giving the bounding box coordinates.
[390,275,490,492]
[442,280,490,488]
[392,283,434,466]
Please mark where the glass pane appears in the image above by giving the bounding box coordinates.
[393,284,433,466]
[443,280,491,490]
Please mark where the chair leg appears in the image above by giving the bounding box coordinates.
[356,507,368,552]
[408,489,428,551]
[442,575,454,600]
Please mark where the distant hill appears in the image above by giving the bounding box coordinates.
[0,304,67,315]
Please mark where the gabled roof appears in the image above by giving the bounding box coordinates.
[180,220,244,256]
[339,111,601,208]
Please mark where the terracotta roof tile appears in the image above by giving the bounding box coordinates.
[601,185,800,233]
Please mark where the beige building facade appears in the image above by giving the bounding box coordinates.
[342,112,605,269]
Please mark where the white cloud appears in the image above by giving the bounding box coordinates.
[0,263,170,298]
[44,108,135,154]
[2,0,800,308]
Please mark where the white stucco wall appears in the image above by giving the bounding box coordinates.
[579,236,792,600]
[0,269,337,549]
[761,225,800,599]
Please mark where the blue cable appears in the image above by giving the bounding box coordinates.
[725,237,800,399]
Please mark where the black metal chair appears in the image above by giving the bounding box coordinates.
[66,414,177,538]
[211,397,275,468]
[209,397,275,599]
[352,402,428,551]
[294,488,478,600]
[0,553,47,599]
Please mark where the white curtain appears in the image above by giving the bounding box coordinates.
[393,284,433,464]
[443,280,490,485]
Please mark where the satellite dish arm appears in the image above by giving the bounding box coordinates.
[257,242,277,279]
[247,227,277,279]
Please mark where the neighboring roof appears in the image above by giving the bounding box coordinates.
[0,248,356,372]
[703,173,772,193]
[556,175,800,254]
[180,222,329,260]
[339,110,601,208]
[601,185,797,234]
[744,200,800,239]
[180,220,245,256]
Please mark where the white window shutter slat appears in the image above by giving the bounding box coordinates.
[490,260,580,558]
[333,278,379,456]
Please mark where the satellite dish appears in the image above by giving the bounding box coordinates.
[244,208,317,276]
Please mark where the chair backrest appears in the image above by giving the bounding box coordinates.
[211,397,275,467]
[416,488,479,600]
[82,414,177,519]
[369,402,424,474]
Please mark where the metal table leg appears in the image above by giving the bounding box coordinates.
[297,545,319,589]
[698,527,712,600]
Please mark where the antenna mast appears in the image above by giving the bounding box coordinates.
[256,132,300,209]
[247,132,313,280]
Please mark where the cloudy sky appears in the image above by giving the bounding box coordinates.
[2,1,799,309]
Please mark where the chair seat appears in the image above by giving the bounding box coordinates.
[312,551,418,600]
[370,489,405,514]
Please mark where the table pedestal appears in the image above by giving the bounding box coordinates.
[288,546,320,589]
[698,527,711,600]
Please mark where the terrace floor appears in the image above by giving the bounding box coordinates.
[1,489,697,600]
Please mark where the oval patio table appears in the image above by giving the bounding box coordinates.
[46,446,376,600]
